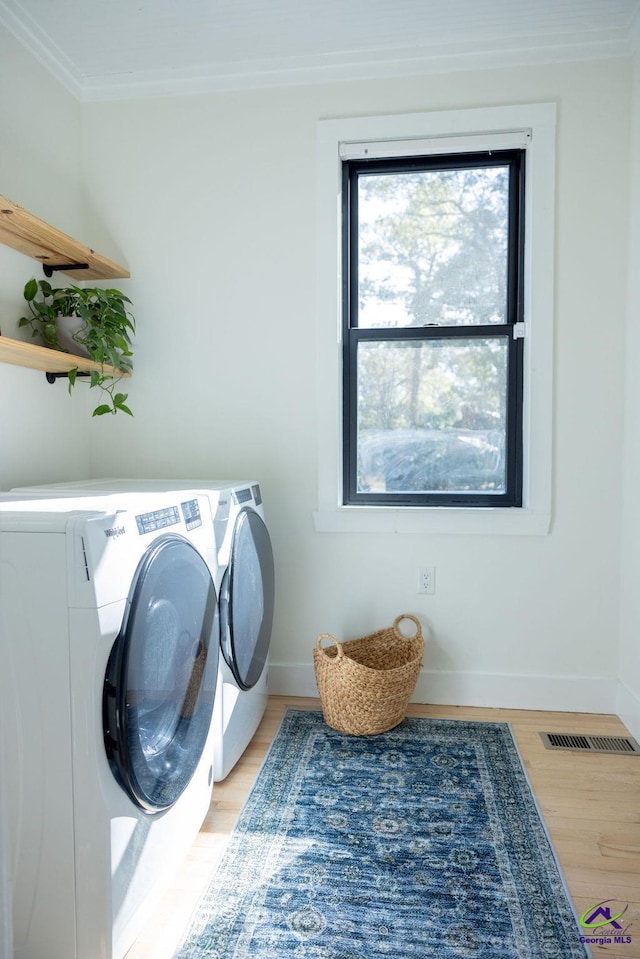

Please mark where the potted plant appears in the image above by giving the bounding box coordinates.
[19,278,135,416]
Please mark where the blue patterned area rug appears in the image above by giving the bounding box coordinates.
[177,709,587,958]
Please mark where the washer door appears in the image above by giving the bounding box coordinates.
[220,508,275,691]
[103,534,219,813]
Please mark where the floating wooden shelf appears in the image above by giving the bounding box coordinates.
[0,194,131,384]
[0,335,128,379]
[0,194,129,281]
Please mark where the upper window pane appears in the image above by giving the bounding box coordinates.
[357,163,510,329]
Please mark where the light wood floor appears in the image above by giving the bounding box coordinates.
[127,697,640,959]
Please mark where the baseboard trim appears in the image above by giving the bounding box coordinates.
[268,663,618,714]
[617,681,640,740]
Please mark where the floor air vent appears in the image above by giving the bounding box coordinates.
[540,732,640,755]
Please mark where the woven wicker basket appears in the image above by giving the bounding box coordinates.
[313,614,424,736]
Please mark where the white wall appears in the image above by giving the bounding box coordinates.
[80,57,632,711]
[619,46,640,741]
[0,25,88,959]
[1,36,630,717]
[0,24,96,492]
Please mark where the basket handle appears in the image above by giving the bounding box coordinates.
[315,633,344,660]
[393,613,423,639]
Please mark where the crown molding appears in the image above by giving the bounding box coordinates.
[77,35,638,102]
[1,0,638,103]
[0,0,83,100]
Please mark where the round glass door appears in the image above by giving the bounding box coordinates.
[220,508,275,691]
[103,534,219,813]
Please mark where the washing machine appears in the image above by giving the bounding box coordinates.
[0,489,220,959]
[13,479,276,781]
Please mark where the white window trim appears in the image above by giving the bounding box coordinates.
[313,103,556,535]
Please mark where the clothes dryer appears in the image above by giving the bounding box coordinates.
[209,481,275,780]
[13,479,276,781]
[0,490,219,959]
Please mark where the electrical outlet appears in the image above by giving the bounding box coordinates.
[417,566,436,595]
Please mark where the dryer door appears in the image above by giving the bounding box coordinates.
[220,508,275,691]
[103,534,219,813]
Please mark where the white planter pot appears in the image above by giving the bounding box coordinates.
[54,315,91,358]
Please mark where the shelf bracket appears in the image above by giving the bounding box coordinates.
[42,262,90,278]
[45,371,91,384]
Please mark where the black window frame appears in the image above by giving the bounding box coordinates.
[342,149,525,508]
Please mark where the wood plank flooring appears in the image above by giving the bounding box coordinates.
[126,697,640,959]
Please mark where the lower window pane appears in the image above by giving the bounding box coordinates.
[356,338,507,495]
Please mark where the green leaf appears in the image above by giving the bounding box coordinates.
[23,278,38,301]
[92,404,113,417]
[67,367,80,395]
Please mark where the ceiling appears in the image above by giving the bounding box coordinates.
[1,0,639,101]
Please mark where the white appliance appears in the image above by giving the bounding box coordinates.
[13,479,276,781]
[0,490,220,959]
[208,481,275,780]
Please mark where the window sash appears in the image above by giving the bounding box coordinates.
[342,150,525,508]
[343,327,523,506]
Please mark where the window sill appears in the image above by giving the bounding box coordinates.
[313,506,551,535]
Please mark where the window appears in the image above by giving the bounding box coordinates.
[314,105,555,535]
[343,149,524,507]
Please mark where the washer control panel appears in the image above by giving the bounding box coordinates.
[135,505,180,535]
[135,498,203,535]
